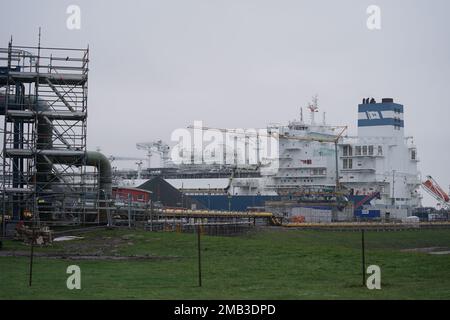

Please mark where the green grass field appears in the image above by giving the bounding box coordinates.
[1,228,449,299]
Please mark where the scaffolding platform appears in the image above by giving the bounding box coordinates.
[0,39,100,234]
[0,71,87,86]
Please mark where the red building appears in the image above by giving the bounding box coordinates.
[112,187,152,204]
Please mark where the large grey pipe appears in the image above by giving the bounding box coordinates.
[0,93,112,197]
[85,151,112,196]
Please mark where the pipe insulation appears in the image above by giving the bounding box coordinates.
[0,92,112,197]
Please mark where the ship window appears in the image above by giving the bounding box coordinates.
[378,146,383,155]
[355,146,362,156]
[343,145,353,157]
[362,146,368,155]
[411,149,416,160]
[343,158,353,169]
[368,145,374,155]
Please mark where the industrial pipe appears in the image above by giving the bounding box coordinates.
[85,151,112,196]
[0,92,112,198]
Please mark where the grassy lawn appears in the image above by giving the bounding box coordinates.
[0,228,449,299]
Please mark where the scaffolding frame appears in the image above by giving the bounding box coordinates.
[0,38,99,235]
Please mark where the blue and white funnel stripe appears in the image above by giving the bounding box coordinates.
[358,102,404,127]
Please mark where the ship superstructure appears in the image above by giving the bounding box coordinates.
[339,98,421,211]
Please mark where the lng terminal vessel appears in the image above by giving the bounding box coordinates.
[115,97,429,221]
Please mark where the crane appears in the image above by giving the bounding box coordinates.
[354,191,381,210]
[135,160,143,179]
[136,140,171,168]
[108,156,147,176]
[422,175,450,209]
[108,155,147,162]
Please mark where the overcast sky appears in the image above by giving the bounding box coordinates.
[1,0,449,206]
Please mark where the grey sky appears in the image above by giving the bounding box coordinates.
[1,0,449,206]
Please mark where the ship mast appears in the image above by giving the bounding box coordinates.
[308,95,319,124]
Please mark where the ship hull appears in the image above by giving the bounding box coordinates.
[190,194,370,211]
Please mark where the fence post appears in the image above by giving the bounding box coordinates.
[361,229,366,287]
[197,224,202,287]
[128,194,132,228]
[29,227,35,287]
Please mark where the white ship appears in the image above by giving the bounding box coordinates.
[119,97,422,220]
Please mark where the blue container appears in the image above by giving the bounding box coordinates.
[354,209,381,218]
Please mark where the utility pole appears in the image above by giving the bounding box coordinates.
[334,141,340,191]
[181,182,184,208]
[208,184,211,210]
[392,170,396,205]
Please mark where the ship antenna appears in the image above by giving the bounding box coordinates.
[300,107,303,123]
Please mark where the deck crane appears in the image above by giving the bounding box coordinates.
[108,156,147,178]
[108,156,147,162]
[422,176,450,209]
[136,140,171,168]
[353,191,381,210]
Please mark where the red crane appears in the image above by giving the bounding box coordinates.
[354,191,381,210]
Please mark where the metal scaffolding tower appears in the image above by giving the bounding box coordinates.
[0,38,98,234]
